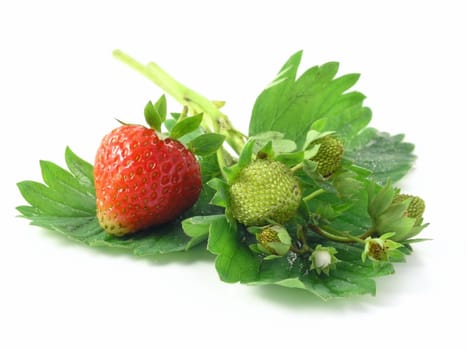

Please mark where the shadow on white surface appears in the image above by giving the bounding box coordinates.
[27,225,215,265]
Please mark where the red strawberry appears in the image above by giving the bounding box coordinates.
[94,125,202,235]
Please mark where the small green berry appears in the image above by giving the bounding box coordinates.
[393,194,425,224]
[257,227,279,247]
[310,136,344,176]
[256,225,291,256]
[229,159,301,226]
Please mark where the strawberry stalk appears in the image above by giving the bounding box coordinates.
[112,50,246,155]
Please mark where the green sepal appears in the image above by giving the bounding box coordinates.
[309,245,339,276]
[376,202,415,238]
[266,241,290,257]
[302,159,320,179]
[303,130,335,150]
[154,94,167,121]
[144,100,162,131]
[254,225,292,257]
[163,118,176,132]
[275,151,304,168]
[331,170,364,199]
[207,178,230,208]
[170,112,181,120]
[303,144,320,160]
[223,139,255,183]
[392,222,429,242]
[257,140,274,159]
[251,131,296,154]
[187,133,225,157]
[402,237,432,245]
[237,139,255,168]
[170,113,203,139]
[368,181,394,219]
[361,233,404,263]
[367,182,428,241]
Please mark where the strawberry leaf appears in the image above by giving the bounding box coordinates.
[249,51,371,148]
[17,148,220,255]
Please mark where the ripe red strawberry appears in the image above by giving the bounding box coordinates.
[94,125,202,235]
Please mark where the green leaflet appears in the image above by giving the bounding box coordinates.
[345,128,416,183]
[207,217,261,283]
[249,51,371,148]
[16,148,221,256]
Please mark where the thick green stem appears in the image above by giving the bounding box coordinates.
[113,50,246,155]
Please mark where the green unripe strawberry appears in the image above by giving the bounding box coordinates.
[256,225,291,256]
[310,136,344,176]
[393,194,425,224]
[229,159,301,226]
[257,227,278,247]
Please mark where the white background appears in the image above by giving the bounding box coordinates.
[1,1,466,349]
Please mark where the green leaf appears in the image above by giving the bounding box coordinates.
[208,217,260,283]
[17,148,220,255]
[250,52,370,148]
[346,128,416,183]
[170,113,203,139]
[188,133,225,157]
